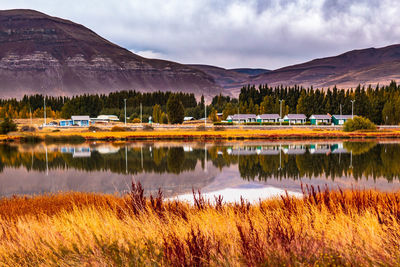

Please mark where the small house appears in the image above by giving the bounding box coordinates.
[309,114,332,125]
[283,114,307,124]
[256,114,280,123]
[91,115,119,123]
[226,114,257,123]
[332,115,353,125]
[184,117,195,121]
[71,116,90,127]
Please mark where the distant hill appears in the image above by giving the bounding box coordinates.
[246,45,400,91]
[187,65,268,90]
[229,68,269,76]
[0,9,221,98]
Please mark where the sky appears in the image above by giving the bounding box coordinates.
[1,0,399,69]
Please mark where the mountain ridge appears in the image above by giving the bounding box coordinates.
[0,9,222,98]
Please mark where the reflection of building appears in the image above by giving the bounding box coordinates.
[227,146,281,155]
[60,146,91,158]
[282,145,306,155]
[309,144,331,154]
[331,143,348,154]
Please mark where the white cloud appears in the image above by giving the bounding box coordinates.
[130,50,166,60]
[1,0,399,69]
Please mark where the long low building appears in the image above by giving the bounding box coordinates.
[309,114,332,125]
[256,114,280,123]
[60,115,91,127]
[227,114,257,123]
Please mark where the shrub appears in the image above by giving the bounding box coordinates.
[196,125,207,131]
[88,126,101,132]
[244,122,261,125]
[142,124,154,131]
[44,135,85,143]
[111,126,126,132]
[213,122,233,126]
[213,126,226,131]
[20,125,36,132]
[343,116,377,132]
[0,117,17,134]
[131,118,141,124]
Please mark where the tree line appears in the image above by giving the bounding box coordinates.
[209,81,400,125]
[1,81,400,124]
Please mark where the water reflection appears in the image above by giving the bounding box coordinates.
[0,141,400,198]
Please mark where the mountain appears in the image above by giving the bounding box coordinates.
[229,68,269,76]
[188,64,269,90]
[0,9,221,98]
[246,45,400,92]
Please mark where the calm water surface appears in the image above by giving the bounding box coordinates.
[1,140,400,201]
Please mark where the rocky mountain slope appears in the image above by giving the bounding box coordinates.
[0,9,221,98]
[187,64,268,91]
[247,45,400,90]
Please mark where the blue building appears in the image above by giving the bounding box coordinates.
[59,120,73,127]
[71,116,90,126]
[60,116,91,127]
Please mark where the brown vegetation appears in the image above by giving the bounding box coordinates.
[1,183,400,266]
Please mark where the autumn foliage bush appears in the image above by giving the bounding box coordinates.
[343,116,377,132]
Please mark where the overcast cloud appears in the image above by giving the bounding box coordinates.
[1,0,399,69]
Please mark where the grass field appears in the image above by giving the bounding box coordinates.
[1,184,400,266]
[4,127,400,142]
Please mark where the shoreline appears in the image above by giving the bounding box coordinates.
[3,127,400,141]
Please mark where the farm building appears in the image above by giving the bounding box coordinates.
[91,115,119,123]
[227,114,257,123]
[183,117,195,121]
[309,114,332,125]
[283,114,307,124]
[60,116,90,127]
[332,115,353,125]
[256,114,280,123]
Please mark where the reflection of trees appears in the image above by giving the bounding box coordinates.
[0,145,199,175]
[1,143,400,182]
[207,145,400,182]
[343,142,377,155]
[167,147,185,174]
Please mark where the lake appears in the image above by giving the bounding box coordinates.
[1,140,400,201]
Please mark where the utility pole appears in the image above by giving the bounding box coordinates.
[44,97,46,126]
[29,107,32,126]
[279,99,283,126]
[140,103,142,125]
[204,104,207,128]
[124,99,127,127]
[351,100,355,119]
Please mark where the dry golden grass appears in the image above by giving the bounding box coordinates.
[1,184,400,266]
[4,127,400,142]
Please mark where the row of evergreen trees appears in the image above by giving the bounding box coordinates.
[216,81,399,125]
[1,81,400,125]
